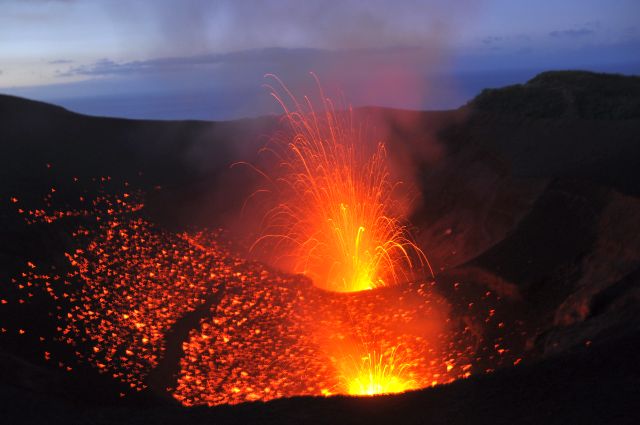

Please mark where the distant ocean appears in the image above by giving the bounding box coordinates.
[7,66,639,121]
[40,73,511,121]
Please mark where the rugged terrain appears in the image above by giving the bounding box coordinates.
[1,71,639,424]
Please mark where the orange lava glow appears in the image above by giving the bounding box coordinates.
[5,126,524,406]
[13,186,472,403]
[248,75,431,293]
[172,274,471,405]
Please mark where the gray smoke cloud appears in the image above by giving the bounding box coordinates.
[92,0,484,116]
[103,0,481,55]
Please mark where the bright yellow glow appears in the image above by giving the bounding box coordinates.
[343,346,416,396]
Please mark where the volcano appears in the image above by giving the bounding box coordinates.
[1,71,639,424]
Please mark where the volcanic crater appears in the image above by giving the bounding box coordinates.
[1,71,639,424]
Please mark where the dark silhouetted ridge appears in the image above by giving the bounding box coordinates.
[471,70,640,119]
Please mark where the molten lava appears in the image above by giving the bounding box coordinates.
[250,75,431,293]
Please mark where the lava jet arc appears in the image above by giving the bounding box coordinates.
[250,74,432,293]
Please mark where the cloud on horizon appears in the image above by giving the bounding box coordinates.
[549,28,596,38]
[48,58,74,65]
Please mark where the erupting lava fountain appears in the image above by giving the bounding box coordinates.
[248,74,433,294]
[243,74,437,396]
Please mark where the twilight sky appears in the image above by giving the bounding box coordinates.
[1,0,639,120]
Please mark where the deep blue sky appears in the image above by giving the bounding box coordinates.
[1,0,639,120]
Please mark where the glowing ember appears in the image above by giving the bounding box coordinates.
[248,75,431,293]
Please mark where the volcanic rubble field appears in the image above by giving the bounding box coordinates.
[1,71,639,424]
